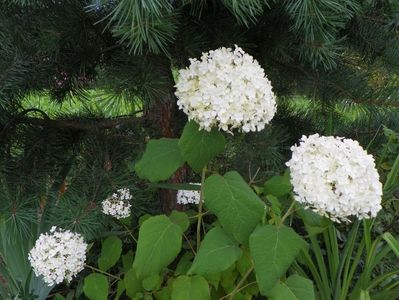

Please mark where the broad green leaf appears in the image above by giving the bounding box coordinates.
[221,264,239,292]
[382,232,399,258]
[98,236,122,271]
[171,275,210,300]
[249,225,306,295]
[139,214,152,226]
[175,252,194,275]
[189,227,242,275]
[83,273,109,300]
[204,272,221,289]
[133,215,182,279]
[296,206,330,228]
[115,280,125,300]
[169,210,190,232]
[143,274,161,291]
[267,195,282,219]
[135,138,185,182]
[150,182,201,191]
[178,121,225,172]
[236,247,252,277]
[264,172,292,197]
[204,171,264,243]
[53,294,66,300]
[296,206,331,235]
[269,275,315,300]
[124,268,142,298]
[155,286,172,300]
[122,250,134,272]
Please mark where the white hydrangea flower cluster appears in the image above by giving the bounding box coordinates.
[177,183,201,205]
[28,227,87,286]
[286,134,382,222]
[102,188,132,219]
[175,45,277,133]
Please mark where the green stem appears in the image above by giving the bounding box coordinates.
[324,225,339,291]
[280,200,296,225]
[333,220,359,300]
[85,264,120,280]
[227,266,254,300]
[340,239,364,300]
[196,166,207,252]
[310,234,331,299]
[120,221,137,243]
[301,250,329,300]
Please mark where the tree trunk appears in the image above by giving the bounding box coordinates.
[144,59,188,213]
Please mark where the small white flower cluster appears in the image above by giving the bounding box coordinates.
[286,134,382,222]
[175,45,276,133]
[28,227,87,286]
[102,188,132,219]
[177,184,201,205]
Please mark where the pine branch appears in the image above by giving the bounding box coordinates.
[13,114,143,130]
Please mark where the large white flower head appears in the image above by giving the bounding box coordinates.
[102,188,132,219]
[28,227,87,286]
[175,45,277,133]
[177,183,201,205]
[286,134,382,222]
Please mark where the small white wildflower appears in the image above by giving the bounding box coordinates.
[175,45,276,133]
[102,188,132,219]
[177,183,201,205]
[28,227,87,286]
[286,134,382,222]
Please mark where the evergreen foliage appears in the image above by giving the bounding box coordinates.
[0,1,398,298]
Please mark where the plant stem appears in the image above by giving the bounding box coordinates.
[120,221,137,243]
[280,199,296,225]
[85,264,120,280]
[218,266,254,300]
[183,233,196,255]
[196,166,207,251]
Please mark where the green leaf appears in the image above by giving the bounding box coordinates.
[53,294,66,300]
[269,275,315,300]
[155,286,172,300]
[98,236,122,271]
[133,215,182,279]
[143,274,161,291]
[135,138,185,182]
[236,247,252,277]
[178,121,225,172]
[221,264,239,292]
[124,268,142,298]
[169,211,190,232]
[382,232,399,258]
[171,275,211,300]
[189,227,242,275]
[122,250,134,272]
[175,252,194,276]
[204,272,221,290]
[115,280,125,300]
[150,182,201,191]
[249,225,306,295]
[83,273,109,300]
[204,171,264,243]
[296,206,331,235]
[264,172,292,197]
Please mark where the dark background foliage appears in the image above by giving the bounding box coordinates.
[0,0,398,253]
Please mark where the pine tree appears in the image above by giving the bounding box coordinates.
[0,0,398,298]
[0,0,398,269]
